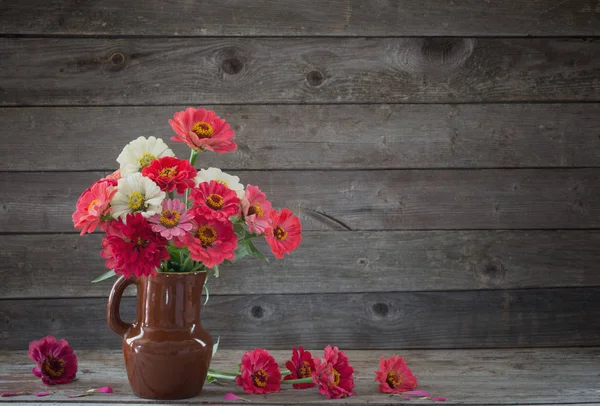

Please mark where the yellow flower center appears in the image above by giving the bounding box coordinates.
[88,199,99,212]
[298,361,312,378]
[159,167,177,178]
[128,192,145,211]
[216,179,229,187]
[274,226,288,241]
[332,368,341,386]
[197,225,217,246]
[253,369,268,388]
[192,121,214,139]
[159,210,180,228]
[206,193,224,210]
[386,370,403,388]
[42,356,65,378]
[138,152,156,168]
[247,204,264,217]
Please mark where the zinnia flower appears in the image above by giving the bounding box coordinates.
[284,347,316,389]
[100,213,169,278]
[141,156,197,194]
[72,179,117,235]
[264,208,302,259]
[117,136,174,176]
[111,173,165,222]
[29,336,78,385]
[104,169,122,182]
[241,185,273,234]
[375,356,418,393]
[312,346,355,399]
[190,180,241,221]
[235,348,281,394]
[195,167,245,198]
[148,199,194,239]
[168,107,236,153]
[176,212,237,268]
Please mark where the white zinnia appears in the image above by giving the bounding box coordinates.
[117,136,174,176]
[111,173,166,221]
[195,167,245,198]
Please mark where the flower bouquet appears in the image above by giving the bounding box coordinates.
[71,107,302,399]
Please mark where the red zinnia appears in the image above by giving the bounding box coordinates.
[29,336,78,385]
[312,346,355,399]
[264,208,302,259]
[235,348,281,394]
[375,356,418,393]
[284,347,316,389]
[190,180,241,221]
[169,107,236,153]
[176,212,237,268]
[100,213,169,278]
[141,156,197,194]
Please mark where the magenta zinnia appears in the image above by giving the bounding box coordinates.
[242,184,273,234]
[72,179,117,235]
[169,107,236,153]
[148,199,194,239]
[190,180,241,221]
[29,336,78,385]
[375,355,418,393]
[312,346,355,399]
[284,347,316,389]
[100,213,169,278]
[265,208,302,259]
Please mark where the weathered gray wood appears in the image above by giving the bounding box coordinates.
[2,38,599,105]
[2,169,600,233]
[2,348,600,404]
[1,0,599,36]
[2,288,599,350]
[3,230,600,299]
[2,104,600,171]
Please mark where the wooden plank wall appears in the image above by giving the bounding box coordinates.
[1,0,599,350]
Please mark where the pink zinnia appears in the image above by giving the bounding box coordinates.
[264,208,302,259]
[375,356,418,393]
[176,212,237,268]
[242,185,273,234]
[190,180,241,221]
[104,169,122,182]
[312,346,355,399]
[29,336,78,386]
[284,347,316,389]
[235,348,281,394]
[72,179,117,235]
[100,213,169,278]
[148,199,194,239]
[141,156,197,194]
[168,107,236,153]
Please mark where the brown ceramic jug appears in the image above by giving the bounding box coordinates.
[107,271,213,400]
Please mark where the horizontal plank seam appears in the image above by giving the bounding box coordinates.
[2,285,599,301]
[2,34,600,39]
[3,101,600,108]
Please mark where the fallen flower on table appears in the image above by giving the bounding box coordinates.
[29,336,78,385]
[284,347,316,389]
[375,355,418,393]
[311,345,355,399]
[235,348,281,394]
[35,391,52,397]
[224,392,250,401]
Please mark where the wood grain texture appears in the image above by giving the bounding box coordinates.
[1,0,599,36]
[2,348,600,404]
[2,104,600,171]
[1,169,599,233]
[1,38,599,106]
[2,231,600,299]
[2,288,600,350]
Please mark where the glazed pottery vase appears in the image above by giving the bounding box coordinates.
[107,272,213,399]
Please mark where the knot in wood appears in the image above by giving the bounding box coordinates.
[306,70,324,86]
[251,305,264,319]
[222,58,244,75]
[109,52,125,66]
[372,302,389,317]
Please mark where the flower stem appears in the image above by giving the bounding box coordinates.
[208,369,239,376]
[281,377,313,385]
[207,372,237,381]
[185,149,200,208]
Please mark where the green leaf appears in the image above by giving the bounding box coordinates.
[233,222,246,235]
[246,239,270,262]
[232,241,252,263]
[91,269,116,283]
[212,336,220,357]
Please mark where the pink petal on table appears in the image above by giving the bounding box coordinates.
[95,386,114,393]
[430,397,447,401]
[1,392,26,397]
[35,391,52,397]
[224,392,242,400]
[405,390,429,396]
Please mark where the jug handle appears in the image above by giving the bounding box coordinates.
[107,276,136,337]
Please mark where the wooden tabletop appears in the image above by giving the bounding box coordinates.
[1,348,599,405]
